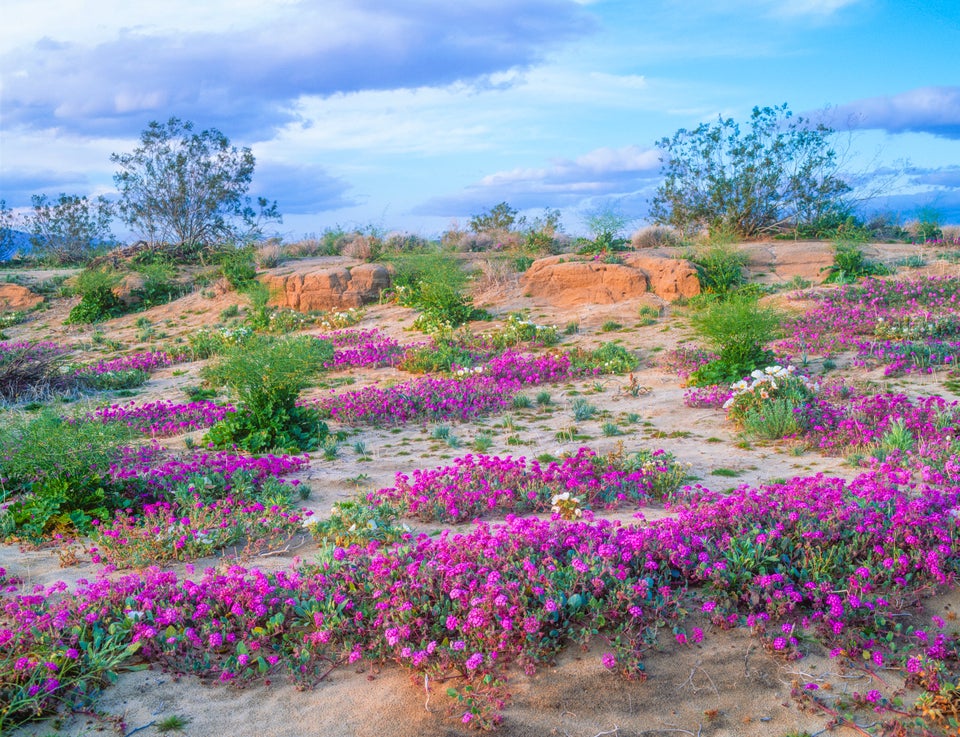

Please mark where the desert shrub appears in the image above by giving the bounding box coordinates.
[201,335,333,452]
[65,267,124,324]
[651,103,850,238]
[0,410,137,539]
[399,339,479,374]
[0,341,74,402]
[488,314,560,349]
[570,342,640,375]
[822,241,890,284]
[687,297,783,385]
[76,369,150,392]
[631,225,680,249]
[134,262,182,306]
[725,366,817,440]
[218,246,258,289]
[688,243,748,295]
[387,252,484,334]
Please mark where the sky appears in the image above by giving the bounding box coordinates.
[2,0,960,240]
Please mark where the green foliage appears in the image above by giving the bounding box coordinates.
[915,206,944,241]
[570,342,640,375]
[688,243,749,295]
[134,262,182,306]
[399,338,477,374]
[201,335,332,452]
[727,368,816,440]
[578,203,633,253]
[469,202,522,234]
[487,313,560,349]
[77,369,149,392]
[0,410,136,539]
[219,246,258,289]
[621,447,689,500]
[27,193,115,265]
[822,241,890,284]
[687,297,783,385]
[309,498,406,547]
[651,103,851,237]
[65,268,124,324]
[112,117,280,246]
[793,212,868,241]
[388,252,483,334]
[571,397,597,421]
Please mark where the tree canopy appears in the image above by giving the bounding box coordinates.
[111,117,279,247]
[650,104,851,238]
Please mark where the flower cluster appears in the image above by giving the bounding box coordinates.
[75,350,178,377]
[317,328,413,369]
[370,447,685,522]
[89,399,236,436]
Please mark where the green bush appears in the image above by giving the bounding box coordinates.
[0,410,137,539]
[570,342,640,375]
[76,369,150,392]
[726,367,817,440]
[822,241,890,284]
[688,243,748,295]
[219,246,258,289]
[65,268,124,324]
[399,339,477,374]
[134,262,182,307]
[687,297,783,385]
[387,252,483,334]
[201,335,333,452]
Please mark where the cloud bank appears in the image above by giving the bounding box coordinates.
[824,86,960,140]
[1,0,592,138]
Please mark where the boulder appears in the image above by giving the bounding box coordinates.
[113,273,146,306]
[0,283,43,311]
[622,254,701,301]
[260,263,391,312]
[521,253,700,305]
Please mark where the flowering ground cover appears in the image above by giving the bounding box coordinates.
[784,276,960,375]
[317,328,414,369]
[6,248,960,736]
[89,399,236,436]
[2,463,957,731]
[370,446,687,522]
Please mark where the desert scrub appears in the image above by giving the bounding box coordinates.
[822,241,890,284]
[387,251,484,334]
[724,365,817,440]
[0,409,137,539]
[0,340,74,402]
[569,342,640,375]
[687,242,748,295]
[65,267,124,324]
[486,313,560,349]
[687,296,783,385]
[201,335,333,452]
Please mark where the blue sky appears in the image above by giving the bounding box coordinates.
[2,0,959,239]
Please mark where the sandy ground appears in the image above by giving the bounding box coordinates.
[3,245,960,736]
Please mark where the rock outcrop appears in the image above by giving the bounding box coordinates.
[0,284,43,311]
[260,263,391,312]
[521,253,700,305]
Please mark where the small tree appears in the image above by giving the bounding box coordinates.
[651,104,851,238]
[27,194,114,264]
[469,202,524,234]
[112,117,280,247]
